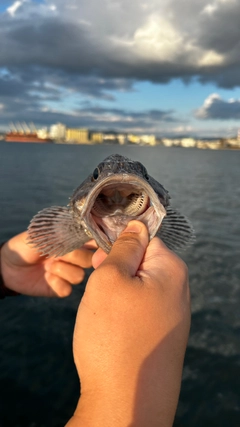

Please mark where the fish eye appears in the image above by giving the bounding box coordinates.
[92,167,100,180]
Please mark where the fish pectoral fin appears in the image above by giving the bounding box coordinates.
[27,206,90,257]
[156,206,195,251]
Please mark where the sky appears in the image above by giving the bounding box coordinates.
[1,0,240,138]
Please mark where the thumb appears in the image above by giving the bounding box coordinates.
[98,220,149,277]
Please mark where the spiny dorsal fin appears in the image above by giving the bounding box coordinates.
[157,206,195,251]
[27,206,90,257]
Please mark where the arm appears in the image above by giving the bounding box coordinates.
[0,231,95,297]
[66,221,191,427]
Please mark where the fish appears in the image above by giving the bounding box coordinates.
[27,154,194,257]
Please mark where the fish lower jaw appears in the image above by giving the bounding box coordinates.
[89,205,165,253]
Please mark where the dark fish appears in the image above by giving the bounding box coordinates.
[28,154,194,257]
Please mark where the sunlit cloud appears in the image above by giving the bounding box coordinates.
[7,0,25,16]
[195,93,240,119]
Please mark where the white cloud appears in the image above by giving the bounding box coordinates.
[7,1,24,16]
[195,93,240,120]
[111,13,226,69]
[197,50,224,66]
[133,16,183,61]
[202,0,236,15]
[173,125,193,133]
[196,94,221,118]
[49,4,57,11]
[202,4,218,15]
[204,93,221,108]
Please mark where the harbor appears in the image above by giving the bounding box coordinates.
[1,122,240,150]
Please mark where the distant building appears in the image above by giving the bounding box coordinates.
[37,127,49,139]
[162,138,174,147]
[103,134,119,144]
[140,135,156,146]
[127,134,141,144]
[66,128,89,144]
[50,123,66,141]
[180,138,196,148]
[196,140,223,150]
[127,134,156,145]
[117,134,127,145]
[226,138,240,149]
[91,132,103,143]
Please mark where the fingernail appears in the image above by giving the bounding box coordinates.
[123,221,143,234]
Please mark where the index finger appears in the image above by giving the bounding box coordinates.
[57,247,93,269]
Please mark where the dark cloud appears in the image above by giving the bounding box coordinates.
[1,0,240,87]
[0,74,177,132]
[195,94,240,120]
[198,2,240,55]
[81,106,176,122]
[1,0,240,133]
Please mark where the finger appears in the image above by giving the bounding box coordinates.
[5,231,45,265]
[92,248,108,269]
[100,220,149,277]
[46,260,85,284]
[57,247,93,269]
[44,272,73,297]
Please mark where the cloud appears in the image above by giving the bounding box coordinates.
[0,73,178,133]
[195,93,240,120]
[1,0,240,133]
[0,0,240,86]
[7,0,24,16]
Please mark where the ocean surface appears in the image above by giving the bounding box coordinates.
[0,142,239,426]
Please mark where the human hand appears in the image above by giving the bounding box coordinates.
[0,231,97,297]
[67,221,191,427]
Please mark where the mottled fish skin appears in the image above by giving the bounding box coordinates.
[28,154,194,257]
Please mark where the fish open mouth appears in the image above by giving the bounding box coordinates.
[81,174,166,252]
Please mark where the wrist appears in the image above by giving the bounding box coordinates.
[66,360,180,427]
[66,390,134,427]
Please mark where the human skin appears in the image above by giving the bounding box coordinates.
[66,220,191,427]
[0,231,96,297]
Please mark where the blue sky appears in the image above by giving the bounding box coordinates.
[1,0,240,138]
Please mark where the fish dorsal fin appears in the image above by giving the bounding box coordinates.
[27,206,90,257]
[157,206,195,251]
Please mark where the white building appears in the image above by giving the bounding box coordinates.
[140,135,156,146]
[37,127,49,139]
[50,123,66,141]
[180,138,196,148]
[162,138,174,147]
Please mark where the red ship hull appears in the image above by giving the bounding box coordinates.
[5,133,52,143]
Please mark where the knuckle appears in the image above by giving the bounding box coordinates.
[51,261,62,275]
[171,253,189,278]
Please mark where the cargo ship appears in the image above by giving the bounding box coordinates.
[5,131,52,143]
[5,122,52,143]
